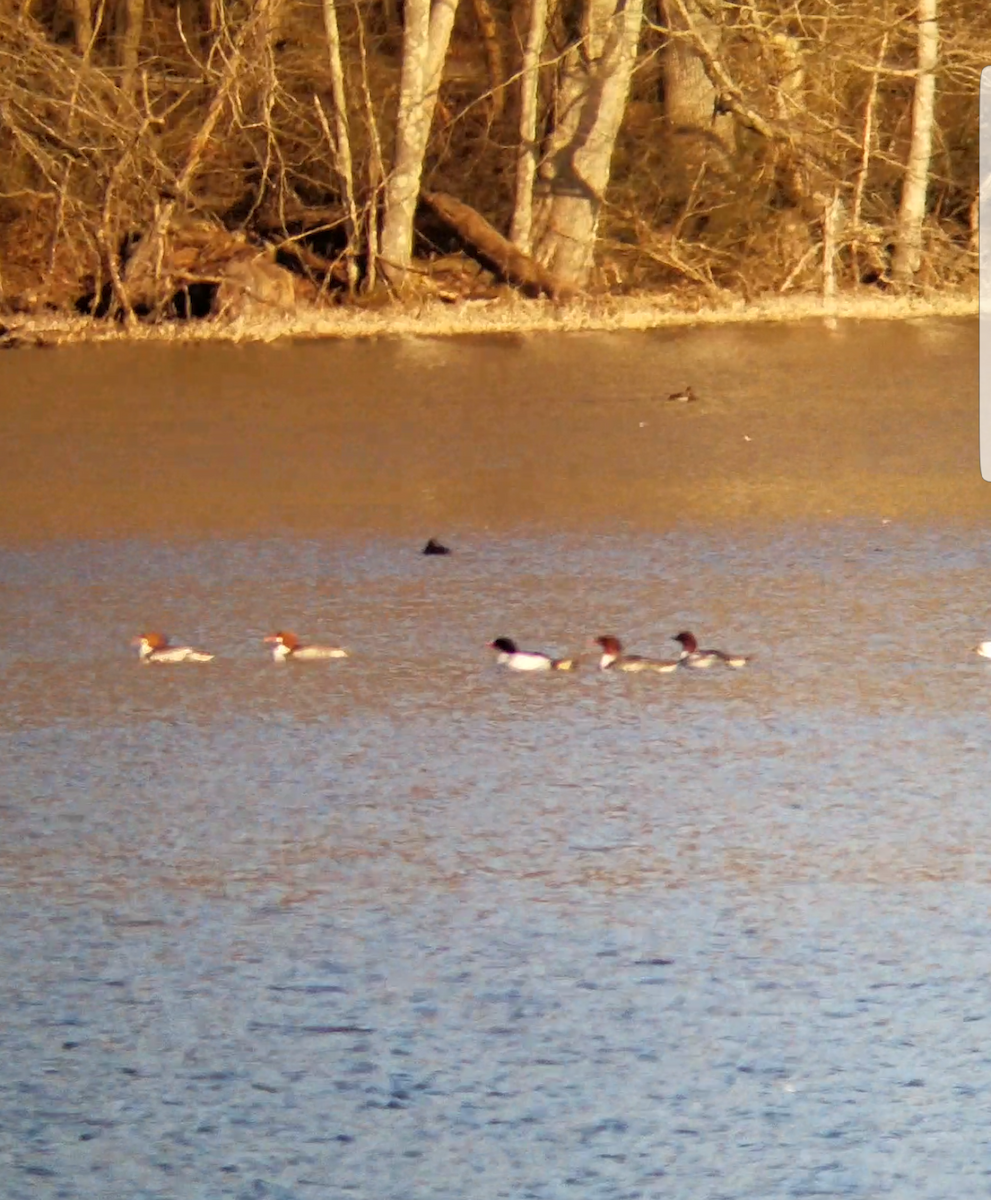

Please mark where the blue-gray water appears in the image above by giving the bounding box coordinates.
[1,320,989,1198]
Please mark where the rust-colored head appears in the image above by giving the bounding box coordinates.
[594,635,622,656]
[673,631,698,653]
[133,632,167,650]
[264,631,299,650]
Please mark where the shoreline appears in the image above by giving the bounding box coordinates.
[3,289,979,346]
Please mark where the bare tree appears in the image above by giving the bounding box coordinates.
[0,0,985,313]
[660,0,731,157]
[471,0,505,118]
[72,0,94,56]
[510,0,548,252]
[321,0,360,292]
[118,0,145,102]
[891,0,939,285]
[379,0,461,286]
[354,4,385,291]
[532,0,645,289]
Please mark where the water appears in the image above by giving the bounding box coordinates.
[1,320,989,1198]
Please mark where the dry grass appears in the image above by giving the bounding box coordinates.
[7,288,979,347]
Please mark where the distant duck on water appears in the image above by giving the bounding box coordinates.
[488,638,579,672]
[594,635,679,674]
[673,630,750,670]
[133,632,215,663]
[667,385,697,403]
[264,631,349,662]
[422,538,451,556]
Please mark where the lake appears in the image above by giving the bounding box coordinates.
[1,318,989,1198]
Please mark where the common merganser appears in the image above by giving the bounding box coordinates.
[264,631,349,662]
[133,632,215,663]
[667,385,697,403]
[594,635,679,673]
[423,538,451,556]
[973,642,991,659]
[488,637,578,672]
[673,630,749,669]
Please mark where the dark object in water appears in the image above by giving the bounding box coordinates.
[423,538,451,556]
[667,385,697,403]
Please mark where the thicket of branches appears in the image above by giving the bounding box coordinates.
[0,0,985,314]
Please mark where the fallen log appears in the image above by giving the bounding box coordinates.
[420,191,570,300]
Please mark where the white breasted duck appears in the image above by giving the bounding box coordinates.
[667,385,698,403]
[973,642,991,659]
[488,637,578,672]
[264,631,349,662]
[673,630,749,670]
[133,632,215,663]
[594,635,679,674]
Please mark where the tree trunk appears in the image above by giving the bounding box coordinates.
[851,29,888,280]
[118,0,145,103]
[660,0,732,156]
[510,0,548,252]
[531,0,644,289]
[321,0,360,292]
[380,0,461,286]
[354,3,385,291]
[891,0,938,285]
[471,0,505,118]
[72,0,93,55]
[661,0,718,130]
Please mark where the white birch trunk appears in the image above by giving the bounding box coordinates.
[510,0,548,252]
[321,0,360,292]
[822,191,844,310]
[380,0,461,285]
[355,4,385,291]
[532,0,644,289]
[891,0,938,285]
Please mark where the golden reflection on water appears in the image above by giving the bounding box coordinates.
[0,318,982,541]
[1,317,988,905]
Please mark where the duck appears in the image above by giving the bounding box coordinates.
[488,637,578,672]
[133,632,215,663]
[673,630,749,669]
[422,538,451,556]
[594,635,679,673]
[973,642,991,659]
[667,385,697,403]
[264,631,349,662]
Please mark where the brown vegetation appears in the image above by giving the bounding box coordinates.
[0,0,984,325]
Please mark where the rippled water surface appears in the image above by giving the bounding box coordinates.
[1,320,990,1198]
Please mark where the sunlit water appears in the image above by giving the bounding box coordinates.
[2,320,990,1198]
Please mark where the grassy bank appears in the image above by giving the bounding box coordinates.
[4,289,980,347]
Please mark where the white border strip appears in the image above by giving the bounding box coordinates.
[981,68,991,479]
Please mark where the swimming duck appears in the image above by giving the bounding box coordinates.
[133,632,215,663]
[264,631,349,662]
[673,630,749,669]
[667,386,697,403]
[488,637,578,672]
[422,538,451,556]
[594,635,679,673]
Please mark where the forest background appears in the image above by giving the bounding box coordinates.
[0,0,986,323]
